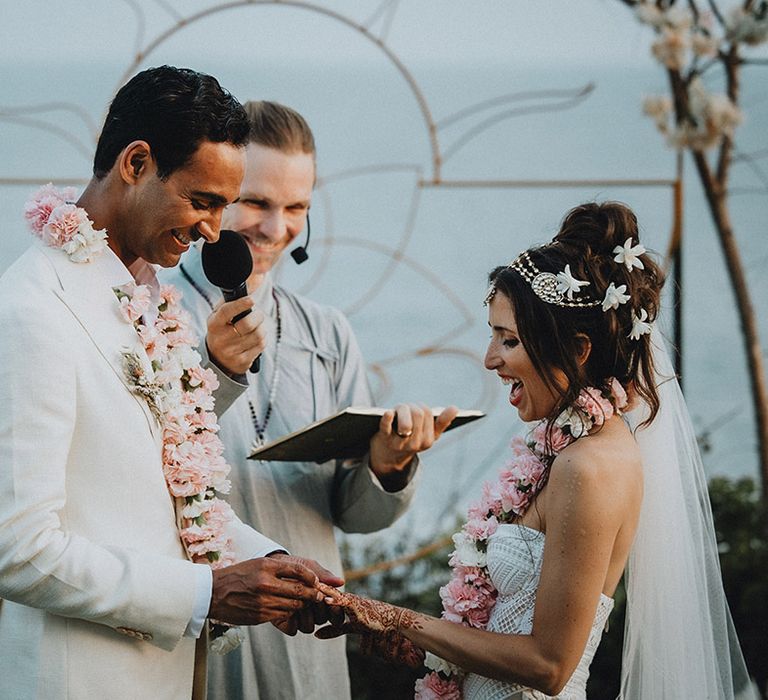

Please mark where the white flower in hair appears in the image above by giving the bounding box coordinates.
[613,238,646,270]
[556,264,590,300]
[602,282,630,311]
[629,308,653,340]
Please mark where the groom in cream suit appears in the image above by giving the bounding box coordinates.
[0,66,342,699]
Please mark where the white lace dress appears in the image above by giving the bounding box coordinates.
[462,524,614,700]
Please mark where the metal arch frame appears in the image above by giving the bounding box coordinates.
[0,2,686,530]
[115,0,444,183]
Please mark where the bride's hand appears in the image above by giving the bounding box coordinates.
[314,583,422,634]
[313,584,426,668]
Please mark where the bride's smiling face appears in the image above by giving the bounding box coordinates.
[484,292,563,422]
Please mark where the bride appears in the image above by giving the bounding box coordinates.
[314,202,755,699]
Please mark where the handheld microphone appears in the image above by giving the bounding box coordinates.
[201,229,260,373]
[290,213,311,264]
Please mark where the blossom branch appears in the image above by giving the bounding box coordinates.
[707,0,727,27]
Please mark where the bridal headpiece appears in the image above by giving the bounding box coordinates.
[486,240,653,341]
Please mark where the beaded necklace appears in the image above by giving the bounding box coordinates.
[180,263,283,451]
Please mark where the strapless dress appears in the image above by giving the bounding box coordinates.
[462,524,613,700]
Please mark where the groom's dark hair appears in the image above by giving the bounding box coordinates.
[92,65,249,180]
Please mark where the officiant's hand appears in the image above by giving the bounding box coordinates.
[369,404,459,491]
[209,554,331,626]
[206,296,266,375]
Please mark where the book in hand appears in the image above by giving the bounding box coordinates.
[248,406,485,463]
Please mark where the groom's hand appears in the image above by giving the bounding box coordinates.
[269,554,345,636]
[206,296,266,375]
[208,555,324,626]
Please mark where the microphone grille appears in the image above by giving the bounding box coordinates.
[201,230,253,289]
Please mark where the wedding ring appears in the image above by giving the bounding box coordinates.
[396,430,413,438]
[231,324,242,338]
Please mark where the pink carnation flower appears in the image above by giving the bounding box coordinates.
[138,323,169,359]
[187,365,220,392]
[439,574,496,628]
[509,436,529,457]
[41,203,89,248]
[24,184,77,235]
[188,409,219,433]
[159,284,183,308]
[415,672,462,699]
[477,481,503,519]
[498,479,530,515]
[531,422,571,454]
[576,389,614,425]
[117,284,152,324]
[181,388,215,412]
[463,514,499,541]
[609,378,628,410]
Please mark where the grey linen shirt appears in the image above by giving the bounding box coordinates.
[161,246,419,700]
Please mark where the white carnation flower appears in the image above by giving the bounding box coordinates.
[424,652,463,676]
[211,626,244,655]
[555,406,592,439]
[451,531,486,568]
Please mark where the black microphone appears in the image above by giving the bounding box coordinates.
[201,229,260,373]
[290,213,311,264]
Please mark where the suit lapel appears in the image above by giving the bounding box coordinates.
[42,244,161,439]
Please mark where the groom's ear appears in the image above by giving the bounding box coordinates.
[574,333,592,367]
[118,141,153,184]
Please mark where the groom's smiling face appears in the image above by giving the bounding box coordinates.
[119,140,245,268]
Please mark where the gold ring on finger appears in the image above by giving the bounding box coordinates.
[396,430,413,438]
[231,324,242,338]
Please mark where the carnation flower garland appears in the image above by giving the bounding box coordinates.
[415,379,628,699]
[26,184,242,653]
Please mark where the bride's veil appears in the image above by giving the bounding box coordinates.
[620,327,756,698]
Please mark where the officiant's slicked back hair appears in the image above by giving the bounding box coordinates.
[490,201,665,425]
[93,65,250,180]
[243,101,316,158]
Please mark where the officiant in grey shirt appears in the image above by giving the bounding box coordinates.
[161,101,457,700]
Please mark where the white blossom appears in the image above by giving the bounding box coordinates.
[602,282,631,312]
[613,238,646,271]
[652,27,690,70]
[664,5,694,32]
[555,264,590,300]
[691,31,721,57]
[672,78,744,151]
[643,95,673,134]
[635,2,664,28]
[629,309,653,341]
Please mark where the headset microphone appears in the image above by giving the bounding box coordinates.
[290,213,311,264]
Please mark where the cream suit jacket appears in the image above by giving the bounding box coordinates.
[0,241,281,700]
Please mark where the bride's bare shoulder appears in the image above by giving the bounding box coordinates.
[549,418,643,501]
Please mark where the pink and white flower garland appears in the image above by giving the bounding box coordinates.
[26,184,241,652]
[25,183,107,262]
[415,380,628,699]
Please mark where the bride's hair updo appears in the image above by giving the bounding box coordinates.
[488,201,665,424]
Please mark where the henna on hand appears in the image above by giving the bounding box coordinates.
[316,583,424,634]
[360,630,426,668]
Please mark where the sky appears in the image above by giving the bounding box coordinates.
[1,1,653,69]
[1,0,766,521]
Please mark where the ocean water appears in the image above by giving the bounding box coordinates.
[1,19,766,540]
